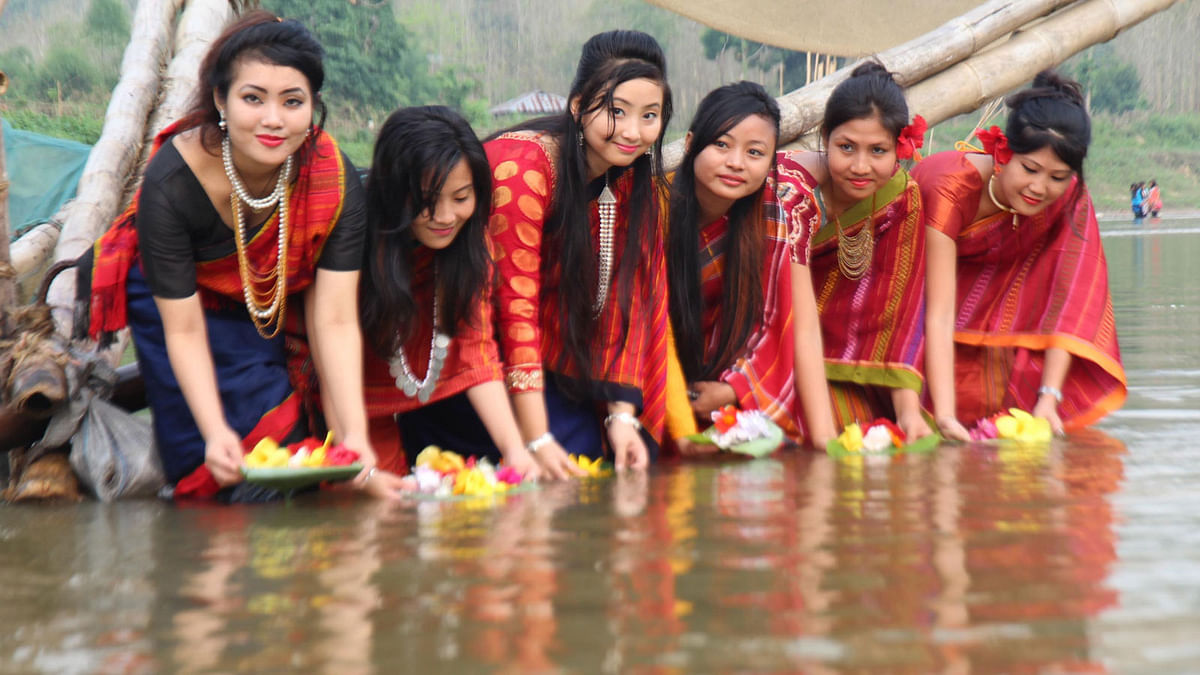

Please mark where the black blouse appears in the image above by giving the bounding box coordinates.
[135,139,366,299]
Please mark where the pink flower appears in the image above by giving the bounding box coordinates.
[495,466,523,485]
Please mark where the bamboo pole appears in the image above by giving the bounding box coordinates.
[907,0,1184,127]
[662,0,1077,167]
[44,0,184,333]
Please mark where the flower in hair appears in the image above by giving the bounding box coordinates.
[896,115,927,161]
[975,125,1013,165]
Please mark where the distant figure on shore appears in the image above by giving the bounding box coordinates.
[1146,179,1162,217]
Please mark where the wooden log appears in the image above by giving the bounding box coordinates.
[9,221,58,285]
[44,0,185,334]
[906,0,1185,126]
[663,0,1077,167]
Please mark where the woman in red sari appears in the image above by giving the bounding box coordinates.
[485,30,673,472]
[914,71,1125,438]
[782,62,933,441]
[88,12,402,500]
[667,81,836,448]
[358,106,541,479]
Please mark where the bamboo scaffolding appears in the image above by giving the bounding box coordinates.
[664,0,1077,167]
[906,0,1183,125]
[43,0,185,332]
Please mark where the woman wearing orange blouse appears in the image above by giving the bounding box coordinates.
[485,30,673,473]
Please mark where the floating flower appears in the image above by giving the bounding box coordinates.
[861,425,895,454]
[711,405,739,434]
[837,423,864,453]
[970,409,1052,443]
[569,454,610,478]
[969,417,998,441]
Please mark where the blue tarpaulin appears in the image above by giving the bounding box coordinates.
[2,117,91,240]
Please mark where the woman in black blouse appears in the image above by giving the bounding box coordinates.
[89,11,403,500]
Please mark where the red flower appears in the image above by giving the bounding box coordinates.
[712,404,739,434]
[325,445,361,467]
[975,125,1013,165]
[896,115,926,160]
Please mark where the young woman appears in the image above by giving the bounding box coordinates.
[914,71,1126,439]
[667,81,836,448]
[88,12,402,499]
[485,30,673,472]
[358,106,542,480]
[781,62,933,441]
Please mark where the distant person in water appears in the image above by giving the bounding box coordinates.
[1146,179,1162,217]
[1130,182,1145,219]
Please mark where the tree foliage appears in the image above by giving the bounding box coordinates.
[1065,44,1143,115]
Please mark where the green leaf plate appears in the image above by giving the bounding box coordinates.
[684,419,786,458]
[825,432,942,459]
[241,463,362,492]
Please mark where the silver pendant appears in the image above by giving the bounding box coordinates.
[402,379,419,397]
[434,333,451,350]
[598,184,617,205]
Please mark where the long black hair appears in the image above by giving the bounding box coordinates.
[491,30,673,397]
[360,105,492,359]
[1005,70,1091,208]
[668,81,780,383]
[821,61,908,144]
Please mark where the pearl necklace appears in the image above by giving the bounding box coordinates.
[223,135,292,211]
[593,179,616,315]
[223,135,293,338]
[389,267,452,403]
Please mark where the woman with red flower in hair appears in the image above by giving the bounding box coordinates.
[913,70,1125,440]
[779,62,933,442]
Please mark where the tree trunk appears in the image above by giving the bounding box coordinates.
[45,0,185,334]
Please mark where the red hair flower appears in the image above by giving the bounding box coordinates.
[975,125,1013,165]
[896,115,926,161]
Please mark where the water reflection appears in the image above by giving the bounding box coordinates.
[6,220,1200,673]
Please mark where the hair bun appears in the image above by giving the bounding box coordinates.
[1009,69,1085,109]
[849,60,895,82]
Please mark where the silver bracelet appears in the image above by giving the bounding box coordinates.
[604,411,642,431]
[1037,385,1064,403]
[525,431,555,453]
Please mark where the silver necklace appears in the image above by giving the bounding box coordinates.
[389,267,452,403]
[593,178,616,315]
[222,134,292,212]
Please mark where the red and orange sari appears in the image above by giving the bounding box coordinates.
[913,151,1125,429]
[783,154,927,426]
[361,246,503,474]
[89,122,348,496]
[484,131,669,447]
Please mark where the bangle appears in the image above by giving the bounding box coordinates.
[1037,385,1064,403]
[604,411,642,431]
[525,431,555,453]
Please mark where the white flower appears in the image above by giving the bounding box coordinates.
[861,425,894,454]
[712,410,773,448]
[413,466,443,493]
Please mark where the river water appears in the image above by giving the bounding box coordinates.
[1,218,1198,674]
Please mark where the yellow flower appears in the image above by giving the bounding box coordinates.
[245,437,278,468]
[569,454,610,477]
[453,468,495,497]
[995,409,1052,443]
[837,423,864,453]
[413,445,443,468]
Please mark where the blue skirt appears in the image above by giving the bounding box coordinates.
[126,263,303,484]
[397,377,605,467]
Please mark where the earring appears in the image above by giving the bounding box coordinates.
[645,146,654,161]
[305,126,312,139]
[577,130,584,150]
[217,110,227,132]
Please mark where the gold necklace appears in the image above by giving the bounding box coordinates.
[987,174,1019,229]
[231,192,290,339]
[833,192,875,281]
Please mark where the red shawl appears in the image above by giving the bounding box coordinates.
[913,151,1125,429]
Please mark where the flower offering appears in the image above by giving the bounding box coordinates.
[969,409,1053,443]
[401,446,530,499]
[828,418,940,459]
[244,432,360,469]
